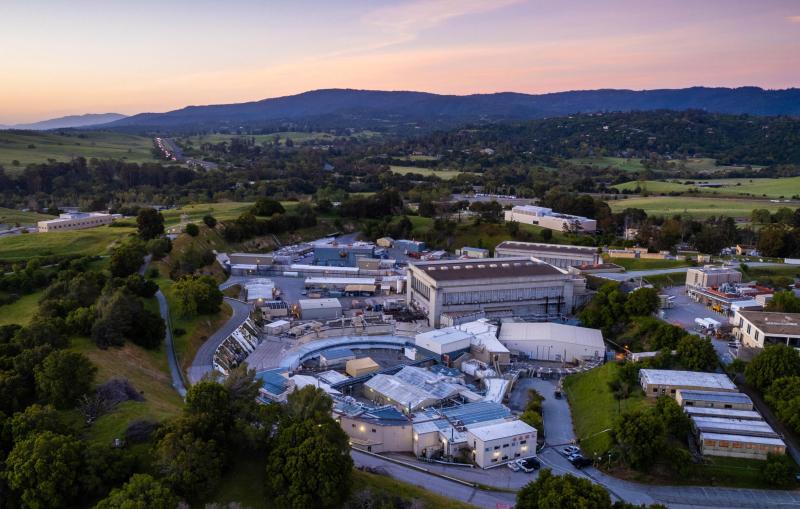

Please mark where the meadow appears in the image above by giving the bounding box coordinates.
[0,225,135,262]
[571,157,759,174]
[613,177,800,199]
[0,130,158,170]
[389,165,470,180]
[607,196,787,219]
[0,207,53,225]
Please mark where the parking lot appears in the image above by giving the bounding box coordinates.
[660,285,736,365]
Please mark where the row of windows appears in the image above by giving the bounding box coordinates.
[442,286,564,306]
[410,274,431,299]
[703,439,783,452]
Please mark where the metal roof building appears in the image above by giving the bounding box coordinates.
[495,241,599,268]
[365,366,465,411]
[676,389,754,410]
[298,298,343,321]
[407,257,589,327]
[640,369,737,398]
[498,321,604,363]
[684,407,763,421]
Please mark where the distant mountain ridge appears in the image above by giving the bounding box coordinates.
[101,87,800,133]
[3,113,127,131]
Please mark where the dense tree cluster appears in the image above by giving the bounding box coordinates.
[172,275,223,318]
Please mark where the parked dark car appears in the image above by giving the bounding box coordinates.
[568,454,592,469]
[520,457,541,470]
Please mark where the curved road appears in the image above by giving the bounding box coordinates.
[187,296,252,384]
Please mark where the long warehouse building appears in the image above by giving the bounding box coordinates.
[406,257,589,327]
[494,241,600,269]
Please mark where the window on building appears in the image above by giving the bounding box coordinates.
[371,429,376,433]
[520,440,527,445]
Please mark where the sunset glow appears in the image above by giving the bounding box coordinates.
[1,0,798,123]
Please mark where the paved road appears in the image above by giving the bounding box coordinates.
[367,378,800,508]
[187,296,252,384]
[156,289,187,397]
[595,262,787,282]
[351,450,517,509]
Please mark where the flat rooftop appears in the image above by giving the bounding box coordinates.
[467,419,536,441]
[439,401,512,426]
[676,389,753,405]
[410,257,564,282]
[684,407,762,421]
[692,416,778,438]
[495,241,597,255]
[739,311,800,336]
[699,432,786,447]
[639,369,737,391]
[298,298,342,310]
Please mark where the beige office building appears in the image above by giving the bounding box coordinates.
[685,266,742,289]
[639,369,737,398]
[467,419,537,468]
[37,212,113,232]
[732,310,800,350]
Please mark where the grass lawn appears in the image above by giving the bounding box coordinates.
[394,215,577,251]
[389,165,469,180]
[0,207,54,225]
[212,459,479,509]
[161,202,255,226]
[607,196,786,219]
[569,157,647,172]
[69,336,183,445]
[0,291,43,326]
[605,257,690,271]
[0,226,135,262]
[644,271,688,288]
[184,131,338,148]
[0,130,158,170]
[563,363,650,457]
[351,469,479,509]
[614,177,800,199]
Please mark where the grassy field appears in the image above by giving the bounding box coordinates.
[0,207,53,225]
[396,215,575,251]
[569,157,646,172]
[0,226,135,262]
[605,257,690,271]
[563,363,650,457]
[0,130,158,169]
[389,165,469,180]
[70,335,183,445]
[0,291,43,326]
[161,202,255,226]
[614,177,800,199]
[212,459,478,509]
[607,196,786,219]
[185,131,342,147]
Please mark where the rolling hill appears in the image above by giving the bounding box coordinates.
[2,113,127,130]
[100,87,800,133]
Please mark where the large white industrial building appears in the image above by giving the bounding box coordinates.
[495,241,600,269]
[406,257,589,327]
[497,322,605,362]
[504,205,596,233]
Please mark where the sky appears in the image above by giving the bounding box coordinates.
[0,0,799,123]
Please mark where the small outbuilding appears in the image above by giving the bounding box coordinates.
[298,298,343,321]
[346,357,380,377]
[320,348,356,368]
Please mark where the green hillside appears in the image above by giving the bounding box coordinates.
[0,130,158,170]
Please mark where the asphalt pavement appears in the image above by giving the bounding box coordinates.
[187,296,253,384]
[156,289,187,397]
[595,262,787,282]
